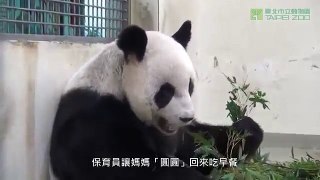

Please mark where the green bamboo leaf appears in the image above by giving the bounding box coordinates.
[243,83,250,90]
[221,173,235,180]
[242,105,247,117]
[249,98,256,102]
[232,76,237,83]
[227,76,234,84]
[244,172,254,180]
[246,168,267,180]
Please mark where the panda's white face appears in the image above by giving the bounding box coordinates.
[120,22,196,136]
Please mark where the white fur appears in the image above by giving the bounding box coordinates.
[65,30,197,135]
[64,42,125,100]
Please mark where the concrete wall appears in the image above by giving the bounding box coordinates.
[159,0,320,135]
[0,41,105,180]
[130,0,159,30]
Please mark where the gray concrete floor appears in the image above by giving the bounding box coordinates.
[260,133,320,162]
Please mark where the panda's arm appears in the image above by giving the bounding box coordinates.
[189,117,263,158]
[175,124,231,176]
[176,117,264,175]
[229,116,264,159]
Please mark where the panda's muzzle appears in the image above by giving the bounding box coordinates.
[156,117,177,135]
[179,117,194,123]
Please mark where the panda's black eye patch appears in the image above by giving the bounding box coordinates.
[189,78,194,96]
[154,83,175,109]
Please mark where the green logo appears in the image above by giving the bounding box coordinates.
[251,9,263,20]
[250,8,311,21]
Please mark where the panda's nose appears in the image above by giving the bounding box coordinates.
[179,117,194,123]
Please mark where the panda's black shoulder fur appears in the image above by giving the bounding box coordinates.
[50,88,209,180]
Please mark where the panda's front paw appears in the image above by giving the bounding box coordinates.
[232,116,264,159]
[232,116,263,140]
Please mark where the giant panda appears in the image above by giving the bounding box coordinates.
[49,20,263,180]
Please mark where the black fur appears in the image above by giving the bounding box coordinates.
[189,117,263,159]
[172,20,192,49]
[117,25,148,62]
[154,82,175,109]
[50,88,209,180]
[180,117,194,123]
[189,78,194,96]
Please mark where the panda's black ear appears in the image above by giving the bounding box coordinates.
[117,25,148,62]
[172,20,192,49]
